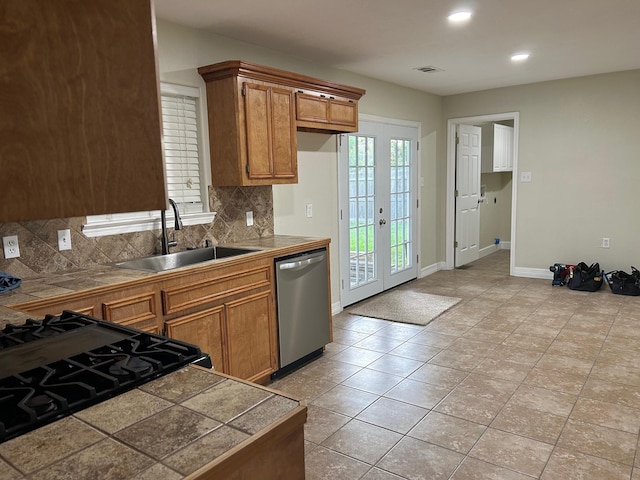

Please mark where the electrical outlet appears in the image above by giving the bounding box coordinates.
[246,211,254,226]
[602,237,610,248]
[305,203,313,218]
[58,229,72,251]
[3,235,20,259]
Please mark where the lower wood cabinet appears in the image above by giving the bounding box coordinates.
[225,290,277,382]
[161,258,279,384]
[166,307,225,373]
[166,290,277,383]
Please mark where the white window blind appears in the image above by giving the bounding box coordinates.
[161,86,204,214]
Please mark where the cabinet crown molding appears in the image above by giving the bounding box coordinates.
[197,60,366,101]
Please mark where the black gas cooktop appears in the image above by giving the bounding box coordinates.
[0,311,210,443]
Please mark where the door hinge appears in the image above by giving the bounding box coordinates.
[416,254,419,263]
[416,141,419,151]
[241,85,246,96]
[455,189,459,197]
[339,135,342,147]
[416,199,419,208]
[341,279,344,290]
[455,241,459,248]
[455,134,459,145]
[340,209,343,220]
[245,163,250,174]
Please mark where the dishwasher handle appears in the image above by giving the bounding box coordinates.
[278,254,324,271]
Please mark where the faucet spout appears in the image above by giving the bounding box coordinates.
[161,199,183,255]
[168,199,183,231]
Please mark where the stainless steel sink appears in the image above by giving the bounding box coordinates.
[111,246,258,272]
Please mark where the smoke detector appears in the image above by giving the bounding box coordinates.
[414,66,443,73]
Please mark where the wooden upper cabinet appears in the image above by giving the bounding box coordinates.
[295,91,359,132]
[244,83,298,182]
[0,0,166,223]
[198,61,365,186]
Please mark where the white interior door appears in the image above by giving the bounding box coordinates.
[455,124,481,267]
[339,120,418,307]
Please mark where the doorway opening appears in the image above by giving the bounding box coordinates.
[446,112,519,275]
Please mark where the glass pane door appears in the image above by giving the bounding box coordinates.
[390,138,412,275]
[339,121,418,307]
[349,135,377,289]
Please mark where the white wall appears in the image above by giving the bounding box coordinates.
[443,69,640,272]
[155,19,443,306]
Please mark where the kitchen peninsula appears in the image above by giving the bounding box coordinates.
[0,366,306,479]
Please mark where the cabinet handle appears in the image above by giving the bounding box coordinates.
[278,256,323,271]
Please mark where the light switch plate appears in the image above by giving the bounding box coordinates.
[58,229,72,251]
[246,211,254,226]
[305,204,313,218]
[3,235,20,259]
[520,171,532,182]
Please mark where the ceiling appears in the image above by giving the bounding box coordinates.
[154,0,640,96]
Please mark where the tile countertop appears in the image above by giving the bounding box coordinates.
[0,366,305,480]
[0,235,329,316]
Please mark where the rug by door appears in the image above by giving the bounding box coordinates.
[347,289,462,326]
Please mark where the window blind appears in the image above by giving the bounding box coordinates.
[161,92,204,214]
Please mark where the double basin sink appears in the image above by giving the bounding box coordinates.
[111,246,258,273]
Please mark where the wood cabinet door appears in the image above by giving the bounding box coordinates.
[244,83,297,182]
[166,307,226,373]
[270,87,297,180]
[329,98,358,129]
[296,92,358,132]
[1,0,166,222]
[225,291,277,382]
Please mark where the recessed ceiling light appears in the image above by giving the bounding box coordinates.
[511,53,530,61]
[448,11,472,22]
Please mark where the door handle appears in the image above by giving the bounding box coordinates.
[379,219,387,226]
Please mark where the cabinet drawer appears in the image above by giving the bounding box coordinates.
[162,265,271,315]
[102,292,158,326]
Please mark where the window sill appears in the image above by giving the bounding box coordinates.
[82,212,216,238]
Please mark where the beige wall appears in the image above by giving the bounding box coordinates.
[156,20,443,305]
[444,69,640,273]
[479,172,512,250]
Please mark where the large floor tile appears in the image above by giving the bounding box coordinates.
[408,411,486,454]
[310,385,379,417]
[541,447,632,480]
[305,445,371,480]
[321,419,403,464]
[376,436,464,480]
[469,428,553,477]
[356,397,428,434]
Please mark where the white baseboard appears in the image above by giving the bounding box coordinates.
[419,262,444,278]
[480,244,498,258]
[332,301,343,316]
[513,266,553,279]
[480,242,511,258]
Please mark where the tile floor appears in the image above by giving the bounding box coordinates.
[269,251,640,479]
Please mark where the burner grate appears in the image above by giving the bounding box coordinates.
[0,310,208,443]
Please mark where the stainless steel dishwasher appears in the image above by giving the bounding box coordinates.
[273,248,330,376]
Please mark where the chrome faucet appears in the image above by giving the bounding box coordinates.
[161,199,183,255]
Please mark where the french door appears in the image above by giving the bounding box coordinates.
[339,120,419,307]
